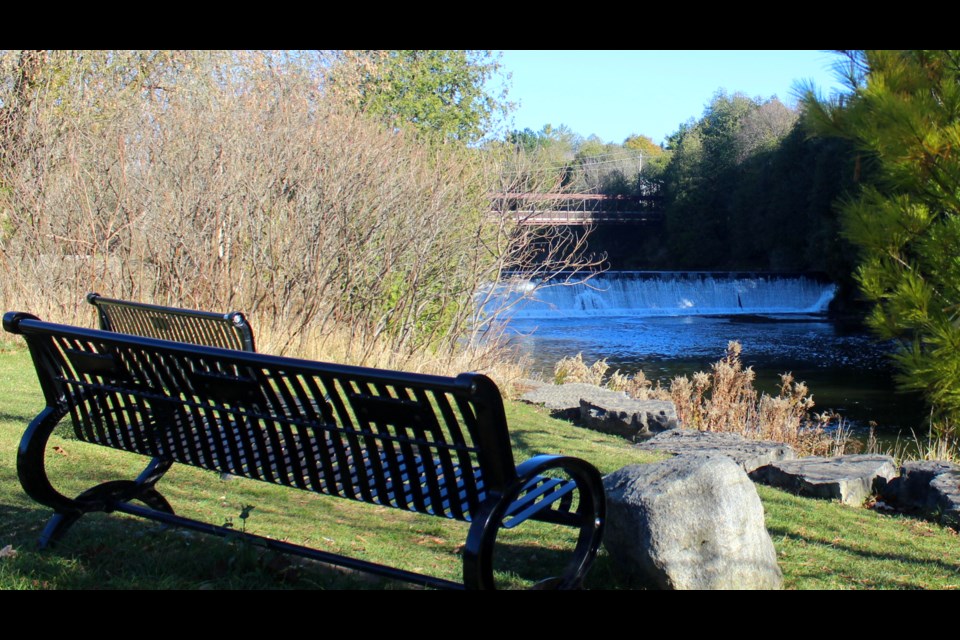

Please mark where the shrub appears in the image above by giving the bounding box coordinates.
[554,353,608,386]
[553,341,851,456]
[0,51,599,377]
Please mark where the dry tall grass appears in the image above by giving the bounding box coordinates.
[0,50,599,380]
[554,353,610,386]
[867,421,960,466]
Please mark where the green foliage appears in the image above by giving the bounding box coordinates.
[503,124,658,197]
[623,133,664,157]
[806,50,960,424]
[501,123,581,189]
[659,89,856,273]
[328,50,512,145]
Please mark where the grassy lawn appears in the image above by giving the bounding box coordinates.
[1,343,958,589]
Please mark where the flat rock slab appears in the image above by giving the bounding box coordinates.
[883,460,960,527]
[751,454,897,506]
[882,460,959,510]
[636,429,795,474]
[521,383,629,419]
[603,456,783,590]
[930,471,960,527]
[580,398,679,442]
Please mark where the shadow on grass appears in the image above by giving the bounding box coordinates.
[768,527,960,589]
[0,509,418,589]
[0,411,39,424]
[0,498,561,589]
[0,496,618,589]
[0,502,49,541]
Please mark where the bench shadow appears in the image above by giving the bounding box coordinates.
[0,504,421,590]
[1,496,612,589]
[0,411,41,424]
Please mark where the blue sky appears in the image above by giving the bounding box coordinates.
[495,50,848,146]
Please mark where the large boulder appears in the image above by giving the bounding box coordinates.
[579,398,678,441]
[636,429,795,473]
[603,455,783,590]
[751,454,897,506]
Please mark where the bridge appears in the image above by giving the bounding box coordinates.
[495,192,664,226]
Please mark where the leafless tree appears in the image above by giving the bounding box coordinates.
[0,50,601,376]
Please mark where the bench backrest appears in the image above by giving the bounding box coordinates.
[87,293,256,352]
[5,313,518,520]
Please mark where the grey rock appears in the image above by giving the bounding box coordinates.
[751,454,897,506]
[636,429,795,473]
[930,470,960,526]
[882,460,959,510]
[579,398,679,441]
[603,456,783,590]
[520,382,628,420]
[884,460,960,527]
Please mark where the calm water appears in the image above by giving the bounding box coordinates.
[495,273,924,433]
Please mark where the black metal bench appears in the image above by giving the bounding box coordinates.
[87,293,256,352]
[6,312,606,589]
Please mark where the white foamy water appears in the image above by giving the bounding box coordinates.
[488,272,836,319]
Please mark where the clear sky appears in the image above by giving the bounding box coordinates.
[496,50,848,146]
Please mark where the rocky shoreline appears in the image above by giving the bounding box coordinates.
[521,380,960,589]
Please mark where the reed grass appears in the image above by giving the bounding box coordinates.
[553,341,852,457]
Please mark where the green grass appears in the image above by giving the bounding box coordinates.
[1,345,959,589]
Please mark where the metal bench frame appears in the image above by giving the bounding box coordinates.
[6,312,605,590]
[87,293,256,352]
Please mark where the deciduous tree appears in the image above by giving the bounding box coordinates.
[326,50,512,145]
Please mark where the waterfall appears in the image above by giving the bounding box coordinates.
[488,272,837,319]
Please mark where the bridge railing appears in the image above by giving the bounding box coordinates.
[492,193,663,226]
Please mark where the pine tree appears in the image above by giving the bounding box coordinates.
[806,50,960,426]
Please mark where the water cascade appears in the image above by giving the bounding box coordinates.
[490,272,836,319]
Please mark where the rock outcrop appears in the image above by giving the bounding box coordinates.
[750,454,898,506]
[579,398,678,441]
[520,382,629,420]
[882,460,960,526]
[521,382,679,440]
[636,429,795,473]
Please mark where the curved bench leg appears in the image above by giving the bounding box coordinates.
[136,488,174,514]
[38,512,83,549]
[34,457,176,549]
[77,456,176,516]
[19,406,178,549]
[133,458,175,513]
[462,456,605,590]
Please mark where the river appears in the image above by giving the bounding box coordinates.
[491,272,924,433]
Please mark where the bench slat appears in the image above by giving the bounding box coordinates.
[88,293,255,352]
[503,477,577,528]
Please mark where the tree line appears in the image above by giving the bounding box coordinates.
[499,91,862,288]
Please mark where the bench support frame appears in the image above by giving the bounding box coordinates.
[8,311,605,590]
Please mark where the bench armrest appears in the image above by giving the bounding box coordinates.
[463,454,606,589]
